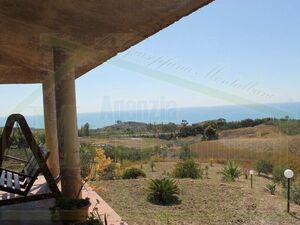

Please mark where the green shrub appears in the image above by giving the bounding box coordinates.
[291,182,300,205]
[173,159,203,179]
[147,178,180,205]
[80,145,97,178]
[254,160,273,176]
[272,166,286,187]
[265,183,276,195]
[179,144,195,159]
[104,145,154,162]
[122,168,146,179]
[220,160,242,182]
[202,126,218,141]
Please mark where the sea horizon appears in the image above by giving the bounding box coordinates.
[1,102,300,129]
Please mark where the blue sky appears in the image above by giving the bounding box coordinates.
[1,0,300,116]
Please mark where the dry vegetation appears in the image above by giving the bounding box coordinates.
[94,162,300,225]
[191,124,300,173]
[218,124,281,139]
[86,123,300,224]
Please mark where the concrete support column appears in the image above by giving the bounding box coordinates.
[53,47,82,198]
[42,74,60,179]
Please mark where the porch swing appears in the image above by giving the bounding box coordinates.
[3,122,32,173]
[0,114,60,206]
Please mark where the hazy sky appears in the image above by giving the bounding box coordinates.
[1,0,300,116]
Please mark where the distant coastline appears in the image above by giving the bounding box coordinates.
[1,102,300,129]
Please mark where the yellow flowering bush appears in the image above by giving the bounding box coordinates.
[89,148,112,180]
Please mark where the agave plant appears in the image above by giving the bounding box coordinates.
[220,160,242,182]
[265,183,276,195]
[147,178,180,205]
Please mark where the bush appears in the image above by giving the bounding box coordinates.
[80,145,97,178]
[122,168,146,179]
[272,166,286,187]
[147,178,180,205]
[220,160,242,182]
[104,145,154,162]
[173,159,203,179]
[241,118,254,127]
[291,182,300,205]
[202,126,218,141]
[80,145,111,180]
[254,160,273,176]
[265,183,276,195]
[178,126,195,137]
[179,144,195,159]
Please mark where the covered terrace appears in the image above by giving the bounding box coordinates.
[0,0,214,224]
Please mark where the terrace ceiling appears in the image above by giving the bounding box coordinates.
[0,0,214,84]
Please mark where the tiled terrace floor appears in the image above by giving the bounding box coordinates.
[0,176,127,225]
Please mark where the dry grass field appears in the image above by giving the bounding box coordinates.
[191,125,300,172]
[218,124,282,139]
[93,162,300,225]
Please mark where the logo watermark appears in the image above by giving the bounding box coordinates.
[100,96,177,122]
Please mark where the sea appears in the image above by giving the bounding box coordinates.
[1,102,300,129]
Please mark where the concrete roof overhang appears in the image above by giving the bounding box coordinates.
[0,0,214,84]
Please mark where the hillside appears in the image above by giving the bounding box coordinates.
[99,121,149,133]
[191,124,300,174]
[218,124,282,139]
